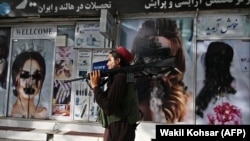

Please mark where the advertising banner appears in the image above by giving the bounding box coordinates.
[8,38,54,119]
[195,40,250,125]
[120,17,195,124]
[52,25,75,120]
[75,22,105,48]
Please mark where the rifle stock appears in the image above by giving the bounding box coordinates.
[65,56,175,83]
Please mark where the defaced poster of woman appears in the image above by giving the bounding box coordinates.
[120,18,195,124]
[8,39,54,119]
[195,40,250,125]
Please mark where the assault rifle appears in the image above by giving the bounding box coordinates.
[65,56,176,83]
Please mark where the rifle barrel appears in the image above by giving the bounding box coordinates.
[64,56,175,83]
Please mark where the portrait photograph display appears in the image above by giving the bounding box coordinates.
[8,39,55,119]
[195,15,250,125]
[120,17,195,124]
[195,40,250,125]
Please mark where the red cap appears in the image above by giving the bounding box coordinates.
[116,46,134,63]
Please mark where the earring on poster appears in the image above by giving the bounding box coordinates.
[12,80,18,96]
[13,87,18,97]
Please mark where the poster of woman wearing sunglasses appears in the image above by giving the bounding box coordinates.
[8,39,54,119]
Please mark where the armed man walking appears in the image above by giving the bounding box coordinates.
[90,46,141,141]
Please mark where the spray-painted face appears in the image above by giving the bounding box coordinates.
[19,70,42,80]
[17,59,43,98]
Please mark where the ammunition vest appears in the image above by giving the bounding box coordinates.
[98,83,141,128]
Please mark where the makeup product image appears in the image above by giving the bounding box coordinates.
[80,104,87,118]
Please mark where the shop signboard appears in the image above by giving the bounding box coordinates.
[197,15,250,38]
[0,0,249,18]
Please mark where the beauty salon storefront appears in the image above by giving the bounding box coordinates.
[0,0,249,140]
